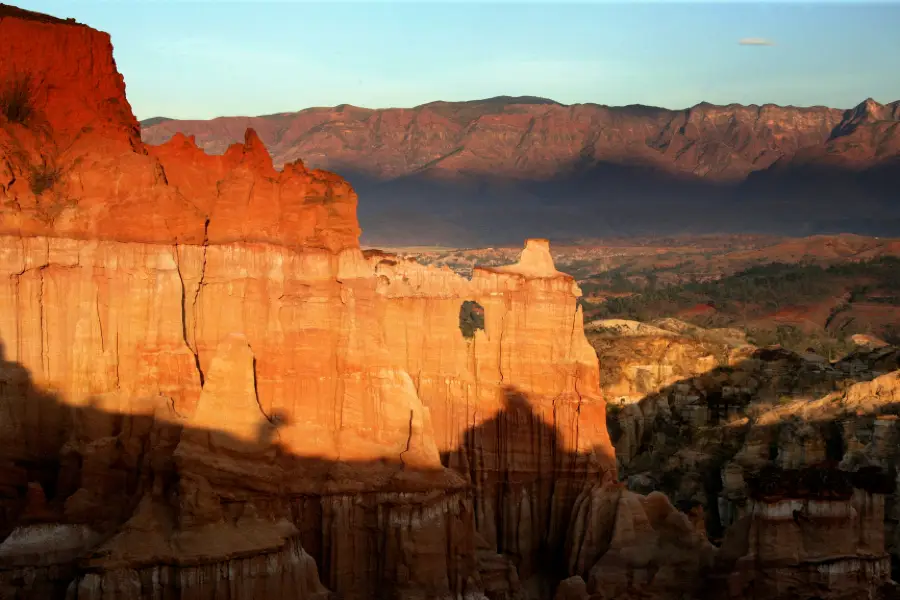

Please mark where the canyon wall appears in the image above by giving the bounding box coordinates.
[0,234,613,599]
[713,469,892,600]
[597,323,900,599]
[0,7,613,599]
[1,6,895,600]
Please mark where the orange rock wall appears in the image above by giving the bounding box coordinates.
[2,7,896,600]
[0,10,358,250]
[0,234,611,597]
[0,9,614,597]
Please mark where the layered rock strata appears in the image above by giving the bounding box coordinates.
[0,232,611,598]
[0,7,612,598]
[595,321,900,597]
[1,6,896,600]
[711,467,892,600]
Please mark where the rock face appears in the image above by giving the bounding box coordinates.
[1,6,896,600]
[711,467,893,600]
[0,6,357,250]
[0,231,613,598]
[595,319,900,598]
[564,484,715,600]
[145,131,360,250]
[0,8,616,600]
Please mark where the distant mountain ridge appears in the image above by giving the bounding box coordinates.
[140,96,898,178]
[141,97,900,246]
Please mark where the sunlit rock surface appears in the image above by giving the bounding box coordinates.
[1,5,897,600]
[0,7,613,598]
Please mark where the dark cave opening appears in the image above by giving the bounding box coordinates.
[459,300,485,339]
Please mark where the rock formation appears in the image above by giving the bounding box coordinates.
[711,466,893,600]
[0,6,616,599]
[595,318,900,598]
[0,4,356,249]
[1,5,897,600]
[564,484,715,600]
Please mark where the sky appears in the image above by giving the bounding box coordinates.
[19,0,900,120]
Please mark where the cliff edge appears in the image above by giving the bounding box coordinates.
[0,5,358,250]
[0,6,614,599]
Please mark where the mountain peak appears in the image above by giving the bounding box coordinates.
[139,116,172,127]
[853,97,887,117]
[472,95,563,106]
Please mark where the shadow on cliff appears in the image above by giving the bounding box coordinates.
[0,342,612,599]
[603,342,900,543]
[442,388,611,588]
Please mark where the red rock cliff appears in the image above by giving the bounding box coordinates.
[0,5,358,251]
[0,7,612,599]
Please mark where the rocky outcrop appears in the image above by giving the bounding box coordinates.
[1,5,896,600]
[0,8,357,250]
[603,339,898,508]
[591,320,746,406]
[719,368,900,561]
[565,484,714,600]
[0,8,613,599]
[0,233,611,599]
[1,519,331,600]
[710,467,893,600]
[596,318,900,595]
[145,131,360,250]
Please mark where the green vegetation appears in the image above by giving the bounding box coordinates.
[459,300,485,339]
[582,257,900,356]
[578,260,697,297]
[0,73,35,125]
[586,258,900,318]
[746,326,857,359]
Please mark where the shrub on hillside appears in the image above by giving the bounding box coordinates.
[0,74,35,125]
[459,300,485,339]
[29,161,60,195]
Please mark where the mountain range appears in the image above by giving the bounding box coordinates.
[141,96,900,246]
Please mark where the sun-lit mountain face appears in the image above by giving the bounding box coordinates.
[141,98,900,246]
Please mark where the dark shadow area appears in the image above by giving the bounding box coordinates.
[0,341,613,600]
[350,158,900,247]
[604,342,900,543]
[3,326,897,599]
[745,463,894,501]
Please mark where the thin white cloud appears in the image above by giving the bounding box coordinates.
[739,37,776,46]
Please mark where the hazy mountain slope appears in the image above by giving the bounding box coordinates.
[141,97,900,245]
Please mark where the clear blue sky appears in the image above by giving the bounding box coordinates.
[19,1,900,119]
